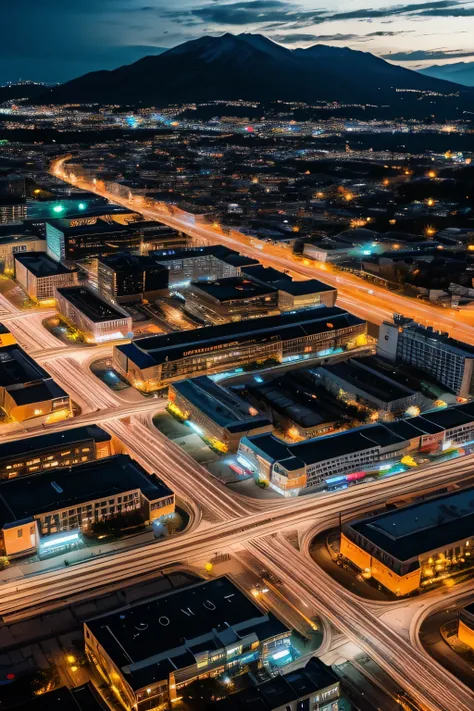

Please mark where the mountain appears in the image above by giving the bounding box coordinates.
[38,33,473,109]
[0,82,53,102]
[419,62,474,87]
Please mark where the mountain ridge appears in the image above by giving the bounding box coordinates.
[37,33,473,110]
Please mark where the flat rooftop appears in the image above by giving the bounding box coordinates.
[0,454,172,527]
[14,251,75,278]
[98,253,167,272]
[275,279,336,296]
[151,245,232,262]
[241,265,292,285]
[116,306,365,367]
[85,577,287,690]
[12,684,106,711]
[344,485,474,564]
[191,277,276,302]
[56,286,129,323]
[0,344,49,388]
[318,357,418,402]
[172,376,271,432]
[0,425,110,462]
[47,218,135,237]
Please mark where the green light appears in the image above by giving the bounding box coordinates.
[53,204,65,214]
[78,203,86,210]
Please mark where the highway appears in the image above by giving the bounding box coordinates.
[50,156,474,345]
[0,156,464,708]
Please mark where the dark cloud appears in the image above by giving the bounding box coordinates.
[325,1,469,22]
[383,48,474,60]
[163,1,325,28]
[270,30,408,44]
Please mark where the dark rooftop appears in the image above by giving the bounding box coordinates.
[56,286,130,323]
[190,277,276,303]
[317,357,418,402]
[98,253,167,273]
[275,279,336,296]
[0,454,172,528]
[344,485,474,565]
[12,684,106,711]
[85,577,287,691]
[116,306,365,367]
[14,251,75,278]
[241,264,292,285]
[0,425,110,462]
[0,345,49,388]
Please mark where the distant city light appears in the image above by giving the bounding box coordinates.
[53,204,65,213]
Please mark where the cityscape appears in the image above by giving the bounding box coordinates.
[1,5,474,711]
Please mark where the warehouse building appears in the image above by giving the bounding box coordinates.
[186,277,279,323]
[341,486,474,595]
[0,425,114,480]
[55,286,132,343]
[0,454,174,557]
[169,376,272,452]
[315,356,432,419]
[84,577,291,711]
[113,307,367,391]
[14,251,78,303]
[0,344,72,425]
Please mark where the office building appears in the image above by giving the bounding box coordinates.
[0,344,72,425]
[14,252,78,303]
[169,376,272,452]
[275,279,337,312]
[208,658,346,711]
[152,246,259,286]
[97,253,169,305]
[135,221,188,251]
[377,315,474,398]
[84,577,291,710]
[315,357,431,419]
[113,307,367,391]
[187,277,279,323]
[46,219,142,262]
[0,198,27,225]
[0,233,44,271]
[341,485,474,595]
[55,286,132,343]
[0,425,114,480]
[0,454,175,557]
[239,399,474,496]
[458,604,474,650]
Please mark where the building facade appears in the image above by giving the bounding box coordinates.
[84,577,291,711]
[55,286,133,343]
[97,253,169,304]
[14,251,78,302]
[0,454,175,557]
[377,315,474,398]
[113,307,367,391]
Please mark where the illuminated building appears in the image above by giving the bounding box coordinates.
[0,344,72,425]
[0,232,44,271]
[187,277,280,323]
[55,286,132,343]
[169,376,272,452]
[152,246,259,286]
[208,658,346,710]
[458,604,474,650]
[0,454,174,557]
[245,369,345,441]
[341,486,474,595]
[45,218,142,262]
[240,399,474,496]
[0,425,114,480]
[97,253,169,305]
[242,265,338,310]
[0,197,27,224]
[84,577,291,710]
[315,356,431,418]
[0,323,16,349]
[14,251,78,303]
[378,315,474,398]
[113,307,367,391]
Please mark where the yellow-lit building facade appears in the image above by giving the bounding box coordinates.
[458,606,474,649]
[341,486,474,596]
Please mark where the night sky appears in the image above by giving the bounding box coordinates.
[3,0,474,83]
